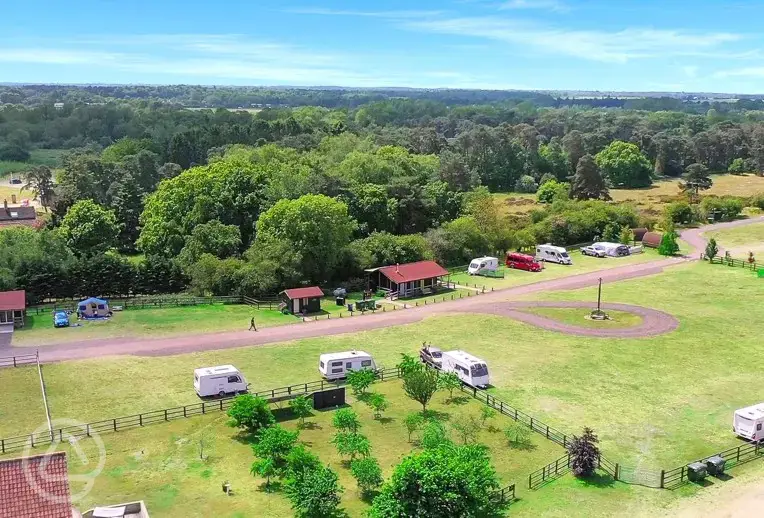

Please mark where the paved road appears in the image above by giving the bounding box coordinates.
[12,217,762,363]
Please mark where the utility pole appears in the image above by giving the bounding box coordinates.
[597,277,602,313]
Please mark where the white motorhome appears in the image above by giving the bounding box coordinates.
[468,257,499,275]
[319,350,376,381]
[441,350,490,388]
[194,365,249,397]
[593,242,631,257]
[733,403,764,441]
[535,244,572,265]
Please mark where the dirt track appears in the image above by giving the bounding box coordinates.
[477,301,679,338]
[8,217,762,363]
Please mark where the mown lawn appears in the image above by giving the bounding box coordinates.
[3,262,763,516]
[0,148,66,176]
[704,221,764,255]
[520,307,643,329]
[0,365,48,437]
[448,249,664,290]
[13,297,389,347]
[5,381,561,518]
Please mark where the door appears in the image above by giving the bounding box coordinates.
[293,298,299,313]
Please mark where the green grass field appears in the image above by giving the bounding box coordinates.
[704,222,764,255]
[520,307,643,329]
[5,381,561,518]
[0,366,48,436]
[0,148,66,177]
[2,262,763,516]
[448,249,664,290]
[13,297,390,347]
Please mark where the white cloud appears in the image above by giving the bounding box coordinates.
[714,67,764,78]
[404,16,742,63]
[284,8,444,18]
[500,0,569,12]
[0,48,126,65]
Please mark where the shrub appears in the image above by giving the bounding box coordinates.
[350,456,383,496]
[568,427,600,477]
[664,201,694,224]
[514,175,538,193]
[618,225,635,245]
[227,394,275,435]
[701,196,744,221]
[421,420,451,450]
[536,180,569,204]
[749,193,764,210]
[437,372,461,399]
[332,432,371,461]
[289,395,313,427]
[368,393,388,420]
[705,238,719,261]
[403,413,425,443]
[504,422,532,447]
[284,464,343,518]
[450,414,482,444]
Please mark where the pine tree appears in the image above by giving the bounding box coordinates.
[680,163,712,203]
[570,155,611,201]
[568,427,600,477]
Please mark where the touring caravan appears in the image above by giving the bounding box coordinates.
[441,350,490,388]
[319,350,376,381]
[733,403,764,441]
[468,257,499,276]
[194,365,249,397]
[535,244,572,265]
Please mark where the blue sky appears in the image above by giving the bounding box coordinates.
[1,0,764,93]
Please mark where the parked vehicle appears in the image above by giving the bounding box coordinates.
[629,245,644,255]
[505,252,542,272]
[467,257,499,276]
[419,344,443,368]
[441,350,490,388]
[595,242,631,257]
[319,350,376,381]
[580,244,606,257]
[535,244,572,265]
[53,311,69,328]
[194,365,249,397]
[733,403,764,442]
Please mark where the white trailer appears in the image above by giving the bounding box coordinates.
[535,244,572,265]
[593,242,631,257]
[733,403,764,441]
[194,365,249,397]
[468,257,499,275]
[441,350,490,388]
[319,350,376,381]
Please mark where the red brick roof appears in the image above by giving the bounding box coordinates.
[0,290,26,311]
[0,452,72,518]
[378,260,448,284]
[281,286,324,299]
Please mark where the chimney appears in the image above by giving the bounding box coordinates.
[3,199,7,214]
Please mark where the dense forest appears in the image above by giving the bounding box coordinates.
[2,85,763,303]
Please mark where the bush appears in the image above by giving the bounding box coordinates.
[536,180,569,204]
[368,393,388,420]
[350,456,383,496]
[514,175,538,193]
[332,408,361,434]
[701,196,744,221]
[748,193,764,210]
[284,464,343,518]
[664,201,694,224]
[332,432,371,461]
[728,158,747,174]
[227,394,275,435]
[347,369,376,395]
[403,413,425,442]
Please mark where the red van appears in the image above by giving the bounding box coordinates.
[505,252,542,272]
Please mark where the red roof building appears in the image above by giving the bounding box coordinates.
[372,260,449,299]
[0,203,38,228]
[0,452,73,518]
[280,286,324,315]
[0,289,26,328]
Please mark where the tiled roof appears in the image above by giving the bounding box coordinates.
[0,205,37,222]
[281,286,324,299]
[0,452,73,518]
[378,260,448,284]
[0,290,26,310]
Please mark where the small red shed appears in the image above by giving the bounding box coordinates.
[0,290,26,328]
[280,286,324,315]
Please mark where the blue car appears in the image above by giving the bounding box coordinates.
[53,311,69,328]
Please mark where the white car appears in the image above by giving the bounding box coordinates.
[580,245,606,258]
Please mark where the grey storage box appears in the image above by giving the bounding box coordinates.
[687,462,707,482]
[705,455,726,476]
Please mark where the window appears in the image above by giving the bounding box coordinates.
[320,361,325,369]
[346,362,352,369]
[361,360,372,367]
[331,361,343,367]
[431,351,442,358]
[194,374,198,382]
[9,211,18,218]
[98,304,105,310]
[227,375,240,383]
[331,368,343,374]
[758,423,762,431]
[471,364,489,377]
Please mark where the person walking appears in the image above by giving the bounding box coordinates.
[249,317,257,331]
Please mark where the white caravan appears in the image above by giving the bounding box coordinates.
[593,242,631,257]
[194,365,249,397]
[319,350,376,381]
[468,257,499,275]
[441,350,490,388]
[733,403,764,441]
[535,244,573,265]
